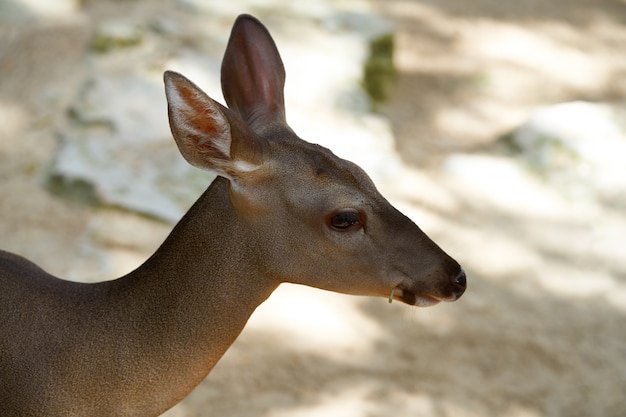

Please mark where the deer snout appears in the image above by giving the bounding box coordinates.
[392,265,466,306]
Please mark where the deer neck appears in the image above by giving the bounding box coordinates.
[106,176,278,411]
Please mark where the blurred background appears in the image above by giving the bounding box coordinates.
[1,0,625,416]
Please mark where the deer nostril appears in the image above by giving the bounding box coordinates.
[451,269,467,299]
[454,269,467,288]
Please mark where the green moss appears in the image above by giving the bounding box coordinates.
[46,174,100,206]
[91,21,143,53]
[363,33,396,105]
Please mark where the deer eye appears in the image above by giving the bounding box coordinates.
[327,209,363,232]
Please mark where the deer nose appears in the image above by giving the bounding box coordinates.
[451,268,467,299]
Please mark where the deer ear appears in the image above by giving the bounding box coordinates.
[164,71,267,181]
[221,14,286,133]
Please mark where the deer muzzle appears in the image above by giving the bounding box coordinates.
[392,267,467,306]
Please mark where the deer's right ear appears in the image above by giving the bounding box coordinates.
[221,14,286,134]
[164,71,268,182]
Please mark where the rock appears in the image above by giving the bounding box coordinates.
[324,12,396,104]
[49,74,213,223]
[148,16,183,37]
[91,19,143,53]
[48,6,402,222]
[0,0,79,23]
[505,101,626,207]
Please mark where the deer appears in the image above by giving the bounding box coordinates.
[0,14,466,417]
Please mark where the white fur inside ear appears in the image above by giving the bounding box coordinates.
[166,77,231,158]
[205,106,231,157]
[233,160,260,173]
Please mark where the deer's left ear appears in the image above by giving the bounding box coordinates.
[164,70,268,182]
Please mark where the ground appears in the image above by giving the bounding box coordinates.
[1,1,625,416]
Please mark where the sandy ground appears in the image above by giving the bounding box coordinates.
[1,1,626,416]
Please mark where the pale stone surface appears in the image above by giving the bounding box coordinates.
[509,101,626,207]
[48,2,398,222]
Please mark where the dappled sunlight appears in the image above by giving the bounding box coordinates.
[536,263,622,300]
[264,380,545,417]
[0,102,28,148]
[436,152,626,311]
[411,154,626,309]
[246,285,386,358]
[443,154,580,218]
[466,24,611,92]
[0,0,80,21]
[385,166,461,213]
[266,384,375,417]
[374,0,626,163]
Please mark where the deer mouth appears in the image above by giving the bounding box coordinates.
[391,287,441,307]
